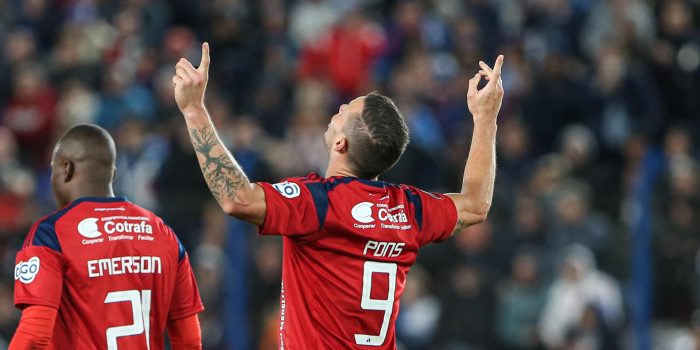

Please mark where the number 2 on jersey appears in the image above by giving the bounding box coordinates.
[354,261,397,346]
[104,289,152,350]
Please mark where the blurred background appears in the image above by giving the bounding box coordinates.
[0,0,699,349]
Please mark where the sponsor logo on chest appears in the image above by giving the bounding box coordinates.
[351,202,412,230]
[77,216,155,245]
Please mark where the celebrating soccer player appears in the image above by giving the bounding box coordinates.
[174,42,503,349]
[10,125,204,350]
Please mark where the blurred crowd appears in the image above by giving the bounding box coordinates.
[1,0,700,349]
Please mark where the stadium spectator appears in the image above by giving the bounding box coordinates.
[113,119,169,211]
[288,0,340,50]
[435,263,496,349]
[495,250,547,350]
[191,202,228,349]
[2,63,57,167]
[0,127,35,236]
[539,244,623,349]
[546,179,610,255]
[396,264,441,349]
[298,8,386,98]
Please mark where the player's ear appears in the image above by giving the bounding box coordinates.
[112,166,117,181]
[334,135,349,153]
[64,160,74,182]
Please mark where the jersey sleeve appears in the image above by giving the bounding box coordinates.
[168,254,204,321]
[256,177,325,236]
[406,187,458,246]
[14,221,64,309]
[168,234,204,321]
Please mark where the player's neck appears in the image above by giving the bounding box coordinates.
[68,184,115,203]
[325,162,359,179]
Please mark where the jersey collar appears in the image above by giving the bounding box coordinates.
[71,196,128,204]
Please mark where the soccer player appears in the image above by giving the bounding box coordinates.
[173,43,503,349]
[10,125,204,350]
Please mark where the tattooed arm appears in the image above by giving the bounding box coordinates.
[172,43,266,226]
[183,114,266,225]
[445,56,504,235]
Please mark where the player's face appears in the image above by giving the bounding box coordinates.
[324,96,365,151]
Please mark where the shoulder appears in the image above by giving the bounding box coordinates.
[263,173,323,195]
[23,201,85,252]
[126,203,176,238]
[125,202,166,225]
[395,184,454,211]
[133,204,185,257]
[397,184,449,200]
[119,202,188,261]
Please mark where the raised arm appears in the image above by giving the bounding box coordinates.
[173,43,266,226]
[445,55,504,235]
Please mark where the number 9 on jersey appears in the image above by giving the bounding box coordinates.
[354,261,397,346]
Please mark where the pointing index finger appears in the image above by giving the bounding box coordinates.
[493,55,504,76]
[199,42,210,72]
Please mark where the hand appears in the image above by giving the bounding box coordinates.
[173,42,210,115]
[466,55,504,126]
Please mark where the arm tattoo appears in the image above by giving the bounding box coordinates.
[190,125,247,202]
[452,219,469,235]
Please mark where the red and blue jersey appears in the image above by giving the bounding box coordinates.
[13,197,203,350]
[257,174,457,349]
